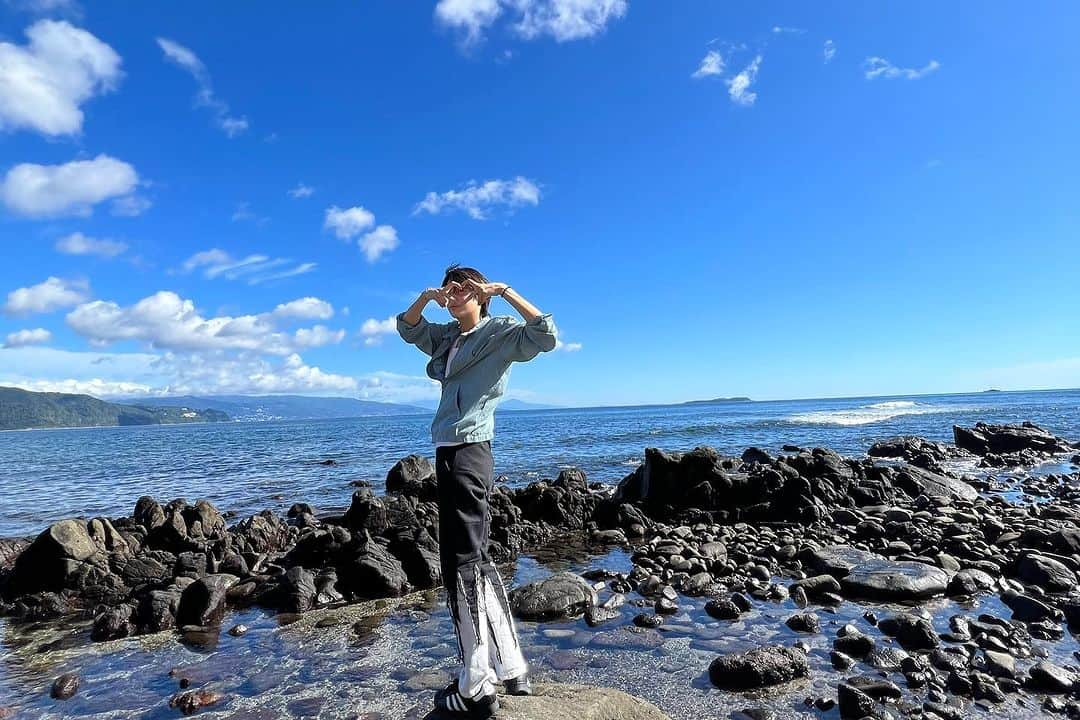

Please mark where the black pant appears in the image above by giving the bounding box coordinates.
[434,441,516,662]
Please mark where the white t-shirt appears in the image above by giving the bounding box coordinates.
[435,322,483,449]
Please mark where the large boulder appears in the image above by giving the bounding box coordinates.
[840,558,950,601]
[481,683,672,720]
[335,535,409,600]
[230,511,293,555]
[800,545,879,578]
[708,645,810,690]
[344,489,389,535]
[386,454,438,501]
[6,519,111,595]
[888,464,977,502]
[176,573,239,626]
[1016,553,1077,593]
[511,572,597,621]
[953,422,1074,457]
[868,436,956,470]
[614,447,769,515]
[513,479,597,531]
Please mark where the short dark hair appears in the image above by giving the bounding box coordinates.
[442,263,491,318]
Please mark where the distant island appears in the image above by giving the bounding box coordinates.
[0,386,230,431]
[681,396,752,405]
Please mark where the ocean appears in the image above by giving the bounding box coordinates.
[2,388,1079,719]
[1,388,1078,539]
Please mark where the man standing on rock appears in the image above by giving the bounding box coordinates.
[397,264,558,718]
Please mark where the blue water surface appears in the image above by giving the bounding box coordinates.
[1,388,1077,538]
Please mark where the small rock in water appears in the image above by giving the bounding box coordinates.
[705,599,742,620]
[633,613,663,628]
[708,645,809,690]
[654,597,679,615]
[784,613,820,634]
[169,689,225,715]
[50,673,80,700]
[228,624,248,637]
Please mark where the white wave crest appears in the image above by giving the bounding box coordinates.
[787,400,946,426]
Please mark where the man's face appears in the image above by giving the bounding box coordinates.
[445,280,479,318]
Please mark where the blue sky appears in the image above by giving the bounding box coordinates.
[1,1,1078,407]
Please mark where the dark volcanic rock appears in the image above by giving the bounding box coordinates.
[1027,661,1076,693]
[343,489,389,535]
[837,682,877,719]
[176,574,239,626]
[50,672,80,700]
[7,519,109,595]
[800,546,878,579]
[708,645,809,690]
[511,572,597,621]
[385,454,438,501]
[614,446,771,516]
[336,536,409,600]
[890,464,977,501]
[1016,553,1076,592]
[868,435,955,468]
[954,421,1074,457]
[877,614,940,650]
[840,558,950,601]
[784,613,820,633]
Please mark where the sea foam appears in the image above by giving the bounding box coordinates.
[787,400,950,426]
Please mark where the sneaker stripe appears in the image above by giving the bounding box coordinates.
[449,693,465,712]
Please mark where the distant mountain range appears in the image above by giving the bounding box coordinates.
[110,394,428,421]
[0,387,230,431]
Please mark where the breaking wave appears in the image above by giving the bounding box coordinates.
[787,400,950,427]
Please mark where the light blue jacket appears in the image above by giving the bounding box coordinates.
[397,311,558,445]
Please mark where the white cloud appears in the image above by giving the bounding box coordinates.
[415,176,540,220]
[0,154,139,217]
[727,54,762,107]
[3,327,52,348]
[354,370,441,404]
[864,57,940,81]
[292,325,346,349]
[272,297,334,321]
[0,20,121,137]
[231,201,268,224]
[110,194,151,217]
[288,183,314,199]
[324,206,400,262]
[324,205,376,239]
[6,0,83,16]
[436,0,502,45]
[823,39,836,63]
[181,248,314,285]
[360,315,397,346]
[435,0,626,45]
[4,276,89,316]
[513,0,628,42]
[65,290,345,355]
[55,231,127,258]
[554,339,582,352]
[771,26,805,34]
[252,262,317,284]
[361,225,399,263]
[0,336,358,398]
[156,37,249,137]
[691,50,724,79]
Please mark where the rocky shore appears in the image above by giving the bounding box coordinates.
[2,420,1080,718]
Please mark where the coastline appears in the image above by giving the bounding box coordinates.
[2,419,1080,718]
